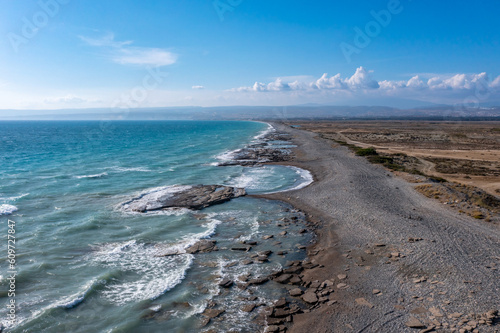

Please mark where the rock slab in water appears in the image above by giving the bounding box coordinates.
[123,185,246,212]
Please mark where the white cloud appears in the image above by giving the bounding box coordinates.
[79,32,177,67]
[192,85,205,89]
[345,67,379,89]
[44,94,87,104]
[113,48,177,66]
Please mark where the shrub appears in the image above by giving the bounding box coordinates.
[355,147,378,156]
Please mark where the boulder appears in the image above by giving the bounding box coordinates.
[122,185,246,212]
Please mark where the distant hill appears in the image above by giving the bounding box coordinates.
[1,105,500,121]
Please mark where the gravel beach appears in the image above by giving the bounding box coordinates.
[260,123,500,333]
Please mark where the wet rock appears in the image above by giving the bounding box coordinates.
[241,259,253,265]
[123,185,246,212]
[185,240,218,254]
[202,308,225,318]
[243,240,258,245]
[218,279,233,288]
[262,235,274,240]
[231,246,252,252]
[248,277,269,285]
[241,304,256,313]
[274,274,292,284]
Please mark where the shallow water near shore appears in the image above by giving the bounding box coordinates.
[0,121,312,332]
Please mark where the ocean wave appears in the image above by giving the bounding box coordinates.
[252,122,275,141]
[88,216,221,305]
[108,166,152,173]
[91,241,193,305]
[119,185,193,213]
[0,204,18,215]
[74,172,108,179]
[278,166,314,192]
[0,193,29,202]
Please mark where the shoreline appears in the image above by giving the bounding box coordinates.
[253,121,500,332]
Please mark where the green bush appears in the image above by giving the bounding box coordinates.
[355,147,378,156]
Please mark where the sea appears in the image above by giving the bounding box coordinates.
[0,120,313,333]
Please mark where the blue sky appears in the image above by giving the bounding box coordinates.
[1,0,500,111]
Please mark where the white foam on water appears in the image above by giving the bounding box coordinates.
[0,193,29,201]
[252,122,275,142]
[108,166,152,173]
[0,204,18,215]
[119,185,193,213]
[237,215,260,242]
[74,172,108,179]
[89,216,221,305]
[90,241,194,305]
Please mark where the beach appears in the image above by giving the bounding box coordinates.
[260,122,500,332]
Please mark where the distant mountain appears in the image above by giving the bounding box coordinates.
[1,105,499,121]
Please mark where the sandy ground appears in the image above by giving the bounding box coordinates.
[261,123,500,333]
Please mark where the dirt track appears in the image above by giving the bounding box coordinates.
[263,123,500,332]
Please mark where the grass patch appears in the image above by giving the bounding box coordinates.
[355,147,378,156]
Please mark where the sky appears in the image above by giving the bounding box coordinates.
[1,0,500,113]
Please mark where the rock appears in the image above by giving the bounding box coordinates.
[337,274,347,280]
[218,279,233,288]
[374,243,386,247]
[279,231,287,236]
[337,283,348,289]
[289,288,303,296]
[186,240,218,254]
[243,240,257,245]
[429,306,443,317]
[289,275,302,284]
[372,289,381,295]
[241,304,256,312]
[202,308,225,318]
[274,298,287,308]
[298,229,307,234]
[274,274,292,284]
[241,259,253,265]
[266,325,280,333]
[248,277,269,285]
[302,292,318,304]
[405,317,426,328]
[419,326,435,333]
[231,246,252,251]
[355,298,374,308]
[277,251,288,256]
[273,308,290,318]
[123,185,246,212]
[262,235,274,240]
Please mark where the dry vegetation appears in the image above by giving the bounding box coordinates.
[290,120,500,223]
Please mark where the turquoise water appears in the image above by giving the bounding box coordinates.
[0,121,312,332]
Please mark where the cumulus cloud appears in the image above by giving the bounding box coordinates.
[230,67,500,104]
[79,32,177,67]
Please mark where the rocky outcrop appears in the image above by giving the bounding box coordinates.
[122,185,246,212]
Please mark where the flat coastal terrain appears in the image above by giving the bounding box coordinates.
[261,122,500,333]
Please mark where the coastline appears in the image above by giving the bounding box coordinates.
[254,122,500,332]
